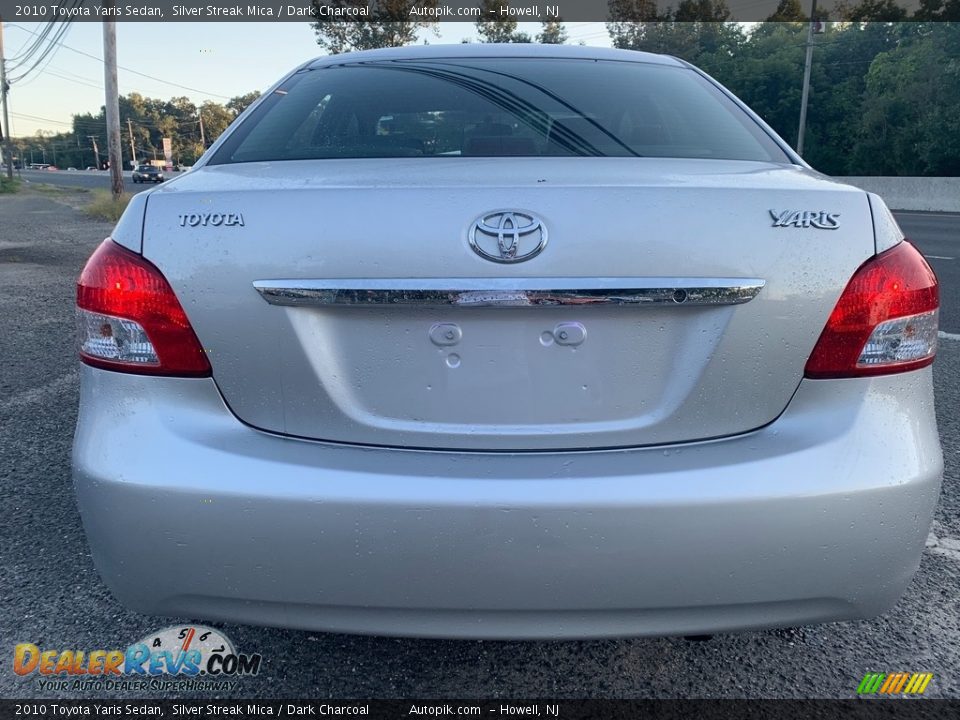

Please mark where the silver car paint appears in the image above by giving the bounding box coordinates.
[78,45,942,637]
[73,366,941,639]
[866,191,908,252]
[140,158,873,451]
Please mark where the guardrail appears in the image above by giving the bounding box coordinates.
[836,177,960,213]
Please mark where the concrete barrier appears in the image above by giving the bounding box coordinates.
[835,177,960,213]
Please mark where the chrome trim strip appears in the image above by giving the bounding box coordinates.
[253,278,765,308]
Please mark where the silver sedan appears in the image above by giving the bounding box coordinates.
[72,44,942,639]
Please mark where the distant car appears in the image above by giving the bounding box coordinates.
[73,44,942,640]
[84,166,99,171]
[67,167,78,171]
[132,165,164,183]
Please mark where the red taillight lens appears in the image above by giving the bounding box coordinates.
[76,240,211,377]
[804,241,939,379]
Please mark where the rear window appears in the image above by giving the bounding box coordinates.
[209,58,790,164]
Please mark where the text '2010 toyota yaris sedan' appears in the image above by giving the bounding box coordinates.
[72,45,942,639]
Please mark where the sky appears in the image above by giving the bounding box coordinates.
[3,21,613,137]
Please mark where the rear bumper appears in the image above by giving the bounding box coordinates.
[73,367,942,639]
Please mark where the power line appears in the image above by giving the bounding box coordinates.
[9,26,73,84]
[19,66,104,92]
[10,110,75,126]
[8,16,58,63]
[8,10,77,81]
[7,23,232,100]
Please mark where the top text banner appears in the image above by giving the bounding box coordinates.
[0,0,930,23]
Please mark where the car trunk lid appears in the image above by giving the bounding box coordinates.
[141,158,873,450]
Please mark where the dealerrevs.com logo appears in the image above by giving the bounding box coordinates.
[13,625,261,692]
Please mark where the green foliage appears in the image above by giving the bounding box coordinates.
[226,91,262,117]
[914,0,960,21]
[766,0,807,22]
[476,0,532,42]
[0,177,21,194]
[853,24,960,175]
[538,21,568,44]
[310,1,438,54]
[605,19,960,176]
[20,89,261,172]
[836,0,910,21]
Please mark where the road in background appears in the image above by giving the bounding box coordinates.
[16,168,177,195]
[897,212,959,334]
[0,189,957,700]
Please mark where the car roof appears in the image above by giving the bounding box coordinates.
[306,43,685,70]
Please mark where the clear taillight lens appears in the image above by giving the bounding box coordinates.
[77,310,160,366]
[855,310,938,369]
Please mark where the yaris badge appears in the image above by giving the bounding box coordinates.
[770,209,840,229]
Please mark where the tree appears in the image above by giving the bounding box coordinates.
[200,101,234,144]
[852,23,960,175]
[538,21,568,44]
[310,0,438,54]
[673,0,730,21]
[227,91,262,118]
[476,0,532,42]
[914,0,960,20]
[607,0,739,60]
[69,91,245,166]
[606,0,668,51]
[698,23,807,152]
[766,0,806,21]
[835,0,910,20]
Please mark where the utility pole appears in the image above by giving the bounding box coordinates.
[796,0,817,156]
[102,10,124,198]
[88,135,100,169]
[198,109,205,149]
[0,17,15,179]
[127,118,137,167]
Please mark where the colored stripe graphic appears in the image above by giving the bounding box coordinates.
[904,674,921,694]
[908,673,934,695]
[857,672,933,695]
[891,673,910,693]
[857,674,886,694]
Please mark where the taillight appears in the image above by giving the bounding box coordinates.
[805,241,938,379]
[76,240,211,377]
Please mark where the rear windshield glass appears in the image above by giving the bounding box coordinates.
[209,58,790,164]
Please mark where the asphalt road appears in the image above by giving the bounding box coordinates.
[898,212,960,334]
[0,188,957,701]
[17,168,175,195]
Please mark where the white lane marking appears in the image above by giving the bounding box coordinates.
[939,331,960,341]
[925,255,955,260]
[895,211,960,217]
